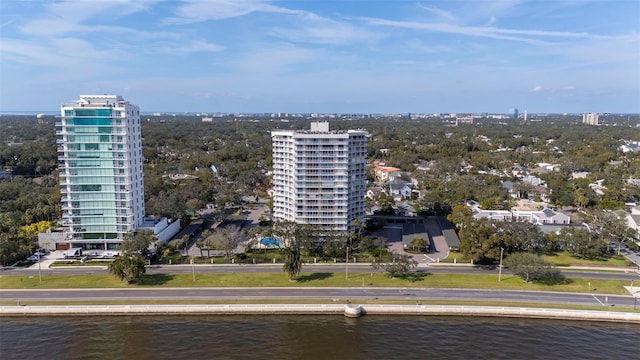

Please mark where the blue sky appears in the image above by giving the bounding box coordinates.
[1,0,639,113]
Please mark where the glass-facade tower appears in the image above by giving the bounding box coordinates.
[57,95,145,250]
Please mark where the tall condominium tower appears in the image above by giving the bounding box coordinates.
[57,95,145,250]
[582,113,599,125]
[271,122,368,233]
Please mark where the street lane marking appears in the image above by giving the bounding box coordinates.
[591,294,605,306]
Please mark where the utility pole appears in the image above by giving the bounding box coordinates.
[498,247,504,282]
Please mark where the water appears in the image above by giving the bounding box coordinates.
[1,315,638,360]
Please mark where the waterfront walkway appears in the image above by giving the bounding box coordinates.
[2,303,639,323]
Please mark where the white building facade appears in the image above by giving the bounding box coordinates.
[271,122,368,232]
[583,113,599,125]
[57,95,145,250]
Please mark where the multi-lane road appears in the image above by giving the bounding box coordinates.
[2,263,638,281]
[2,264,639,308]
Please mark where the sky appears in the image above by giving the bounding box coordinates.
[1,0,639,114]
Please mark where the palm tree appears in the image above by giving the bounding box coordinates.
[282,246,303,281]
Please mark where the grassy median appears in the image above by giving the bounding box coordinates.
[0,272,632,295]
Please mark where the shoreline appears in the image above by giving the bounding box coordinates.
[2,304,639,323]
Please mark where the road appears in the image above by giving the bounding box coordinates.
[1,287,636,308]
[2,264,638,281]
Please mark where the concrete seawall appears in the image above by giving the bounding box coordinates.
[2,304,639,323]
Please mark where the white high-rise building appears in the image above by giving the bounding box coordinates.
[583,113,599,125]
[271,122,368,233]
[57,95,145,251]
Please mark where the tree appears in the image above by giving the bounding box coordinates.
[504,252,559,283]
[588,209,637,254]
[282,245,303,281]
[272,220,304,280]
[107,231,156,284]
[359,236,387,253]
[120,231,156,258]
[560,226,607,260]
[459,218,498,263]
[271,220,298,246]
[213,224,243,260]
[200,229,212,257]
[108,253,146,284]
[372,252,418,278]
[446,204,472,230]
[322,238,345,259]
[410,237,429,252]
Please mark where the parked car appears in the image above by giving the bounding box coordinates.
[27,254,41,262]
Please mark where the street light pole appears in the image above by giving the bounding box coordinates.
[37,253,42,283]
[191,256,195,282]
[345,244,349,280]
[498,247,504,282]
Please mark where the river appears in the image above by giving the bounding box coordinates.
[1,315,638,359]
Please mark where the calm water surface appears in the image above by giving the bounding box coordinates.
[1,315,638,360]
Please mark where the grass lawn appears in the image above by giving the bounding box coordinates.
[0,272,630,295]
[441,251,467,263]
[542,251,634,267]
[441,250,634,268]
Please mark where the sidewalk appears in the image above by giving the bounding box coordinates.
[27,250,65,270]
[428,261,640,273]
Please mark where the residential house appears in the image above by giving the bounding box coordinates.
[522,175,545,186]
[366,186,386,200]
[627,207,640,233]
[472,208,513,221]
[619,141,640,153]
[510,165,528,176]
[373,166,401,183]
[389,179,413,201]
[512,208,570,225]
[502,181,516,198]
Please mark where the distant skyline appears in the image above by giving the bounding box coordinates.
[1,0,639,114]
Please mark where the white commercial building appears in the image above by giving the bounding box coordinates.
[271,122,368,232]
[57,95,145,251]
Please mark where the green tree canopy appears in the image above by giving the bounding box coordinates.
[504,252,560,283]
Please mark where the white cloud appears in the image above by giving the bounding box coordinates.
[357,16,632,46]
[270,13,381,45]
[531,85,543,92]
[405,39,451,53]
[165,0,302,24]
[158,40,224,55]
[417,4,457,22]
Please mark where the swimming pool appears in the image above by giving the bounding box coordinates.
[259,237,283,248]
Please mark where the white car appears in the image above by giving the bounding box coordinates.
[27,254,41,262]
